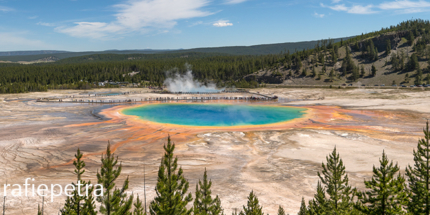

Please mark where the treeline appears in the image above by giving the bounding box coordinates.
[38,121,430,214]
[0,54,275,93]
[2,19,430,94]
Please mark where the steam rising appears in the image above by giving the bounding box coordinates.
[164,65,221,93]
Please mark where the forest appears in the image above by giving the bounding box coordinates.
[1,19,430,94]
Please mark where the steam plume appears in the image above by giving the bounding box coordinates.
[164,65,221,93]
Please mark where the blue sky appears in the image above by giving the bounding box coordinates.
[0,0,430,51]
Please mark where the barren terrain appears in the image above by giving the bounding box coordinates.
[0,87,429,214]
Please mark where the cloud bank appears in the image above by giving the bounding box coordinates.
[57,0,213,39]
[322,0,430,14]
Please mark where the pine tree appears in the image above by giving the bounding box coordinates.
[150,136,193,215]
[97,142,133,215]
[308,182,327,215]
[409,32,415,46]
[386,40,391,55]
[37,204,42,215]
[242,191,263,215]
[312,67,317,78]
[298,198,308,215]
[426,73,430,85]
[302,68,308,77]
[317,147,354,214]
[371,65,377,77]
[134,195,145,215]
[193,168,223,215]
[332,52,338,66]
[60,148,97,215]
[374,47,379,61]
[415,66,423,85]
[406,121,430,214]
[352,66,360,81]
[360,66,365,77]
[277,206,285,215]
[356,151,408,215]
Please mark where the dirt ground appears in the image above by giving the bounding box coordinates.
[0,87,429,214]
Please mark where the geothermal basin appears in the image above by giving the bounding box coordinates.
[1,87,430,214]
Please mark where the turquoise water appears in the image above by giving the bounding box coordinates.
[122,104,306,127]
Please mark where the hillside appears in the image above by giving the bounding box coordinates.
[0,37,349,63]
[246,21,430,87]
[0,50,69,57]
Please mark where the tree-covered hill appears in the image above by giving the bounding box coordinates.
[249,19,430,87]
[0,37,349,63]
[0,19,429,94]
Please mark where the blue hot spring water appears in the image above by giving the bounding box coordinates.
[122,104,306,127]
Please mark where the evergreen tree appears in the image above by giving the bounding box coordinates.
[308,182,327,215]
[356,151,408,215]
[406,121,430,214]
[134,195,145,215]
[409,32,415,46]
[298,198,308,215]
[242,191,263,215]
[332,52,338,66]
[386,40,391,55]
[415,66,423,85]
[302,68,308,77]
[371,65,377,77]
[360,66,365,77]
[374,47,379,61]
[426,73,430,85]
[312,67,317,78]
[37,204,42,215]
[97,142,133,215]
[61,148,97,215]
[149,136,193,215]
[317,147,354,214]
[277,206,286,215]
[352,66,360,81]
[193,168,223,215]
[408,53,419,71]
[391,54,399,71]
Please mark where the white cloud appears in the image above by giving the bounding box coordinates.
[57,0,213,39]
[213,20,233,27]
[0,32,52,51]
[37,22,55,27]
[321,3,376,14]
[28,16,39,20]
[0,6,14,12]
[348,5,376,14]
[332,0,342,3]
[322,3,348,11]
[224,0,247,4]
[322,0,430,14]
[314,12,325,18]
[379,0,430,9]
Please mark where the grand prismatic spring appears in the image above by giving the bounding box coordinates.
[121,103,306,127]
[1,88,430,214]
